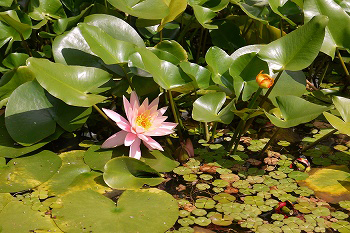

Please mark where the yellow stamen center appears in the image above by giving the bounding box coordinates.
[135,111,152,130]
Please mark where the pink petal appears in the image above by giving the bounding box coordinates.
[101,131,128,148]
[158,107,168,115]
[102,108,131,132]
[149,96,159,109]
[142,136,164,151]
[123,96,132,122]
[129,137,141,160]
[139,98,149,113]
[137,133,148,141]
[130,91,139,109]
[160,122,178,130]
[124,132,137,146]
[144,128,174,136]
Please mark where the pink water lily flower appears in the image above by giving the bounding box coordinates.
[101,91,177,160]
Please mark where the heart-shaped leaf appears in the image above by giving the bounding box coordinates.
[206,46,233,89]
[264,95,330,128]
[28,0,66,20]
[2,53,29,69]
[103,157,164,189]
[107,0,169,19]
[229,45,268,101]
[0,150,62,193]
[132,48,191,90]
[0,10,32,49]
[333,96,350,122]
[268,0,296,26]
[192,92,235,124]
[5,81,56,145]
[323,112,350,136]
[78,23,137,64]
[26,58,111,107]
[47,94,92,132]
[304,0,350,58]
[258,15,328,71]
[84,14,145,48]
[0,66,35,102]
[179,61,212,89]
[52,188,178,233]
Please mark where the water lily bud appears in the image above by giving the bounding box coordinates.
[256,70,274,88]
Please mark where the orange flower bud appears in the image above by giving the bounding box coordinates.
[256,70,274,88]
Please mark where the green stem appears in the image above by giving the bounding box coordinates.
[210,122,218,142]
[168,90,183,140]
[159,30,163,42]
[300,129,337,153]
[204,122,210,142]
[258,127,281,158]
[228,119,245,154]
[93,104,119,130]
[336,48,350,90]
[228,88,262,154]
[258,70,283,107]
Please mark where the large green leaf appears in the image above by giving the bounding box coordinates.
[52,189,178,233]
[28,0,66,20]
[53,5,92,35]
[153,40,188,64]
[158,0,187,31]
[229,45,268,101]
[78,23,137,64]
[52,27,103,66]
[47,94,92,132]
[268,0,296,26]
[333,96,350,122]
[0,10,32,49]
[192,92,235,123]
[304,0,350,58]
[2,53,29,69]
[323,96,350,136]
[191,5,218,29]
[5,81,56,145]
[0,116,63,159]
[26,58,111,107]
[264,70,306,106]
[0,150,62,193]
[0,201,62,232]
[205,46,233,90]
[232,0,273,23]
[107,0,169,19]
[323,112,350,136]
[0,10,31,33]
[83,14,145,48]
[258,15,328,71]
[264,95,330,128]
[0,0,13,7]
[103,157,164,189]
[132,48,191,90]
[37,150,91,195]
[0,66,35,102]
[179,61,211,89]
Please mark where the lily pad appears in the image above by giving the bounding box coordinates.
[52,189,178,233]
[0,201,62,232]
[36,150,90,195]
[0,150,61,193]
[103,157,164,189]
[299,165,350,203]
